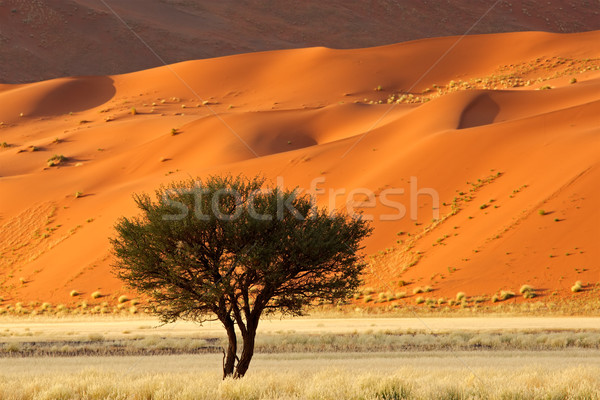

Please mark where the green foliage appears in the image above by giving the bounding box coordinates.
[112,174,371,377]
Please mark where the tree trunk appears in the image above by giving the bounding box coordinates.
[233,325,256,378]
[222,316,237,379]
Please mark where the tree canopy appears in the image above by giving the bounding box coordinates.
[112,175,372,378]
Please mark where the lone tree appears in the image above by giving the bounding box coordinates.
[112,175,372,378]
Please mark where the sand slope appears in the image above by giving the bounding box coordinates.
[0,31,599,305]
[1,0,599,83]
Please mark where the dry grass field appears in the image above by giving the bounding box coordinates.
[1,317,600,399]
[1,351,600,399]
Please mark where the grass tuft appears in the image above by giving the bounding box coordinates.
[47,154,67,167]
[499,290,515,301]
[519,285,533,294]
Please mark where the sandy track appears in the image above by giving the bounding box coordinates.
[2,317,600,339]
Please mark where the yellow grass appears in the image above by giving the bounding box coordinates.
[0,352,599,399]
[2,317,600,398]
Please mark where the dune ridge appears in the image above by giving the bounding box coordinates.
[0,31,599,305]
[1,0,599,83]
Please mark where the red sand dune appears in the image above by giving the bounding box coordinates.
[0,31,599,305]
[1,0,599,83]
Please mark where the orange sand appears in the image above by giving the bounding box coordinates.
[0,31,599,304]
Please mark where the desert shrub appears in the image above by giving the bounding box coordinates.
[456,292,466,301]
[70,290,80,297]
[523,291,536,299]
[91,291,102,299]
[363,287,375,296]
[572,281,583,293]
[499,290,515,300]
[519,285,533,294]
[412,287,424,294]
[118,295,130,304]
[415,296,425,304]
[47,154,67,167]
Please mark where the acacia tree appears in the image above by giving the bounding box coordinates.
[111,175,371,378]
